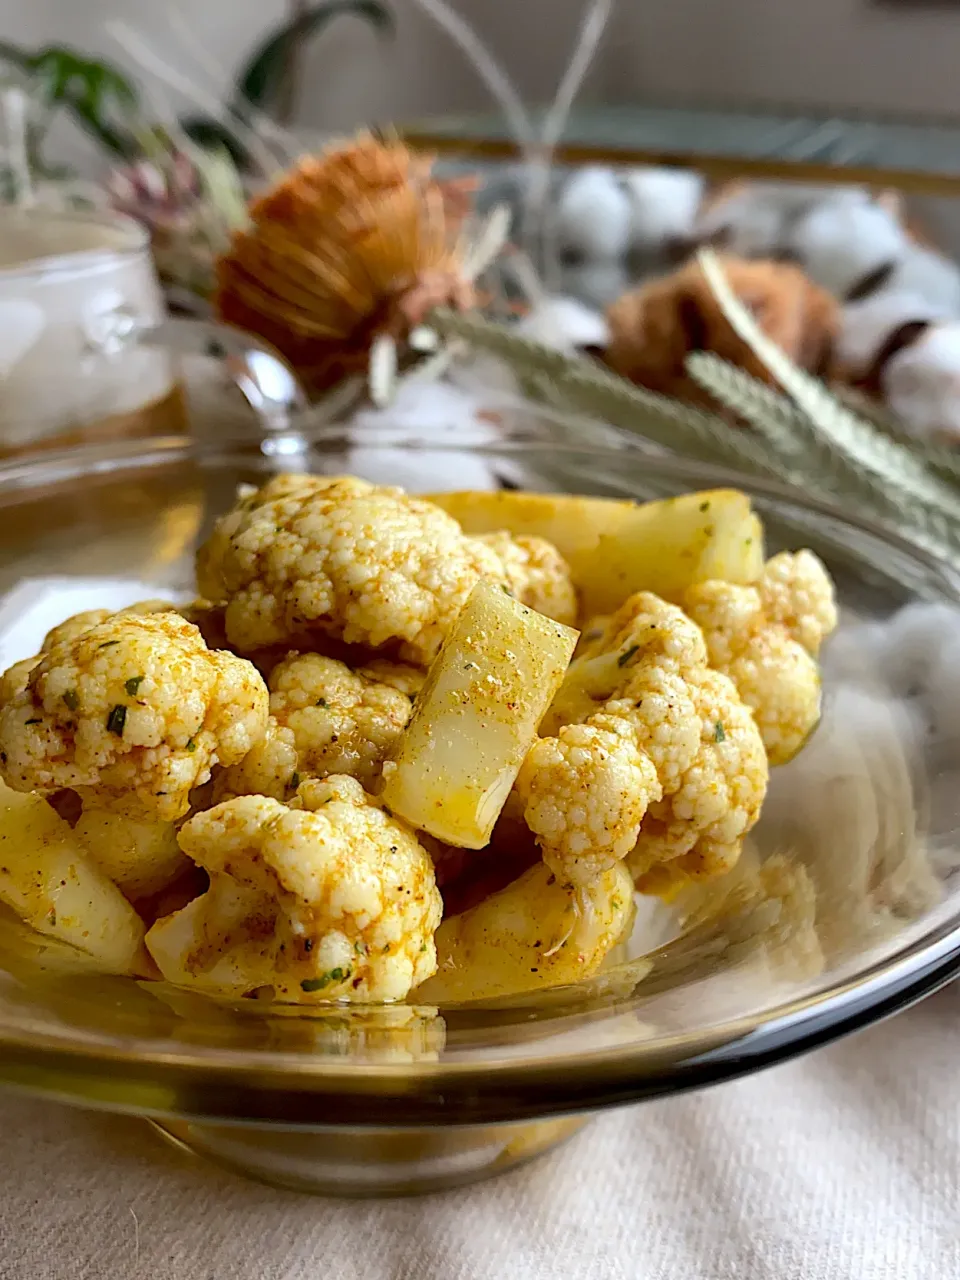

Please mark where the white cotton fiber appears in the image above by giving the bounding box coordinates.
[555,258,629,309]
[621,167,704,256]
[554,167,632,262]
[872,600,960,698]
[837,290,946,380]
[888,243,960,315]
[756,683,937,958]
[695,181,869,260]
[882,321,960,442]
[788,200,907,298]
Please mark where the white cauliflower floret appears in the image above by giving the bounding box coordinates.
[211,716,299,803]
[473,531,578,627]
[41,600,178,654]
[0,613,268,821]
[146,776,442,1002]
[357,658,426,699]
[758,550,838,655]
[518,591,767,889]
[683,550,837,765]
[518,717,660,884]
[627,666,768,896]
[268,652,414,787]
[195,475,509,663]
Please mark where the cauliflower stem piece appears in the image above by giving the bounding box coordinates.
[381,580,578,848]
[0,781,149,975]
[415,859,635,1002]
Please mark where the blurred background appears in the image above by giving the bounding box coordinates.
[4,0,960,251]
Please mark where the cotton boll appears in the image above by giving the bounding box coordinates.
[820,615,890,692]
[873,601,960,700]
[787,200,907,299]
[882,321,960,442]
[837,290,946,381]
[556,258,629,310]
[695,181,870,260]
[516,295,609,352]
[889,244,960,315]
[554,167,632,263]
[621,167,705,270]
[695,188,785,259]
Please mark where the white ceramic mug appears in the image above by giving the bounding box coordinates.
[0,207,185,452]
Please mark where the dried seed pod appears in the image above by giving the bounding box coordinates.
[214,132,477,399]
[603,255,839,409]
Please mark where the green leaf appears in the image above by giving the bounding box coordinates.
[236,1,393,112]
[19,48,140,158]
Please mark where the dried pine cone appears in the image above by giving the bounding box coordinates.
[603,256,839,408]
[214,133,477,399]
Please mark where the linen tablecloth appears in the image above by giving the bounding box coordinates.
[2,981,957,1280]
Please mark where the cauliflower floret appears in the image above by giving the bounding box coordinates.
[473,531,578,626]
[42,610,113,652]
[195,475,509,663]
[683,550,837,765]
[41,599,178,653]
[758,550,838,655]
[0,613,268,821]
[357,658,426,699]
[518,591,767,888]
[0,658,38,703]
[627,666,768,896]
[518,717,661,884]
[146,776,442,1002]
[268,652,414,786]
[211,716,299,803]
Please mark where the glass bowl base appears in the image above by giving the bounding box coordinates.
[150,1114,589,1197]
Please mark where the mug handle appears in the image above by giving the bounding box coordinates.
[134,316,311,434]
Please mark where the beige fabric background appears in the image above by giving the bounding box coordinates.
[2,981,958,1280]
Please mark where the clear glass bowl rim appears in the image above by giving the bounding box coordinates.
[0,427,959,1129]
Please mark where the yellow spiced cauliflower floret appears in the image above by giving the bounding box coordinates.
[268,652,415,787]
[683,550,837,765]
[473,531,578,627]
[627,666,769,896]
[40,600,179,654]
[0,613,268,821]
[195,475,511,664]
[211,716,299,804]
[517,592,768,890]
[146,776,442,1002]
[518,717,661,884]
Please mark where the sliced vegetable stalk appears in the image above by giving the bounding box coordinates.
[430,487,764,617]
[0,782,148,975]
[381,580,578,849]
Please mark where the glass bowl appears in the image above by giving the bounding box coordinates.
[1,425,959,1198]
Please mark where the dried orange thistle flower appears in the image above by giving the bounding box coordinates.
[214,132,478,399]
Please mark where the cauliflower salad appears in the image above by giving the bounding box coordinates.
[0,476,836,1004]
